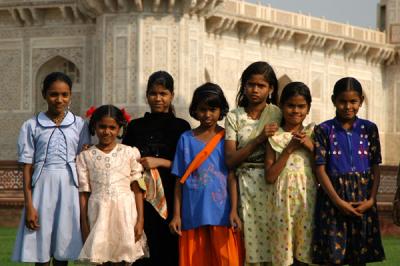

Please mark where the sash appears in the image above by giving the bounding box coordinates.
[180,130,225,184]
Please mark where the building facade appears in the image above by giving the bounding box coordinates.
[0,0,399,165]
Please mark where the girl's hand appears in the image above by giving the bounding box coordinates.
[284,134,303,154]
[296,134,314,152]
[134,218,144,242]
[337,199,362,217]
[81,144,92,152]
[139,157,162,169]
[229,211,242,232]
[25,206,40,230]
[264,122,279,138]
[353,199,374,214]
[169,216,182,236]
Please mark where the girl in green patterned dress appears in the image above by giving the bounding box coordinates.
[264,82,316,266]
[225,61,281,265]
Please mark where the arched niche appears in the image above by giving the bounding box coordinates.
[35,56,81,114]
[277,74,292,102]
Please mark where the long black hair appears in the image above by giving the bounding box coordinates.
[88,105,129,139]
[146,71,175,114]
[236,61,278,107]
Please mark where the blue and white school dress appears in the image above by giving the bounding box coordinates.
[12,111,90,263]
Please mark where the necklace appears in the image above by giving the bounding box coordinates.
[47,112,65,125]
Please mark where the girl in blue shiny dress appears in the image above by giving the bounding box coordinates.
[12,72,91,266]
[312,77,385,265]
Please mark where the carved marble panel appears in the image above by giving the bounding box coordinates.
[0,48,22,111]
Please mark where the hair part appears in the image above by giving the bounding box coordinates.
[332,77,363,101]
[88,105,129,139]
[42,72,72,98]
[189,82,229,121]
[236,61,278,107]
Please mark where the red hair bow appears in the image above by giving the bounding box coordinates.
[86,106,96,118]
[121,108,131,123]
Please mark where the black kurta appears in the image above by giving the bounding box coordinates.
[123,112,191,266]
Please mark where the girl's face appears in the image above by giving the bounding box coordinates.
[333,90,363,122]
[44,80,71,115]
[147,84,174,113]
[281,95,310,128]
[95,116,121,147]
[244,74,272,105]
[195,102,221,128]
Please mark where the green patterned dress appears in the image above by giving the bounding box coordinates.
[225,105,281,264]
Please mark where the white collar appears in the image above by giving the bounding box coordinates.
[37,111,76,128]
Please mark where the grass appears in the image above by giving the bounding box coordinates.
[1,227,399,265]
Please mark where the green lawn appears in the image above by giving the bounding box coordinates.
[1,227,399,265]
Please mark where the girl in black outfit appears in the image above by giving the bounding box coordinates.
[123,71,190,266]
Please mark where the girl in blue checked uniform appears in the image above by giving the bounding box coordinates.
[12,72,90,266]
[312,77,385,265]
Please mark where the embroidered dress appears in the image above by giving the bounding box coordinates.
[172,130,242,266]
[313,117,385,265]
[268,124,316,266]
[12,112,90,263]
[225,105,281,264]
[77,144,148,264]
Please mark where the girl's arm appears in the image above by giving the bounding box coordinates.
[131,181,144,242]
[315,165,362,217]
[228,171,242,231]
[225,123,278,169]
[139,157,172,169]
[22,163,39,230]
[169,178,182,236]
[79,192,90,243]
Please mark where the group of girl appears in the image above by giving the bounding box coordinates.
[12,60,385,266]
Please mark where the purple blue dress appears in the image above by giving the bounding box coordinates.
[312,117,385,265]
[171,130,230,230]
[12,112,90,262]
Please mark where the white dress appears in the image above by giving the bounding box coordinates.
[77,143,148,263]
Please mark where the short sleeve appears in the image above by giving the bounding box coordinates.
[225,111,238,141]
[77,121,91,152]
[130,147,144,182]
[171,135,186,179]
[313,125,329,165]
[368,123,382,165]
[77,153,91,192]
[17,121,35,164]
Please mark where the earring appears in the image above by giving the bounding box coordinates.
[268,92,272,100]
[67,102,71,111]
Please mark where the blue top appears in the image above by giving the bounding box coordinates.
[314,117,381,177]
[17,111,91,187]
[171,130,230,230]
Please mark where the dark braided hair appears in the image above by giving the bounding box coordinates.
[88,105,129,139]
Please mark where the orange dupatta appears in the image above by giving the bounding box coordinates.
[180,130,225,184]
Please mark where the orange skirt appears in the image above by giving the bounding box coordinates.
[179,225,244,266]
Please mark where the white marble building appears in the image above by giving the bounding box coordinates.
[0,0,399,164]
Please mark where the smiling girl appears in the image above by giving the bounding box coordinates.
[12,72,90,266]
[312,77,385,265]
[77,105,148,265]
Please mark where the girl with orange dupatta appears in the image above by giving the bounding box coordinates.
[169,83,243,266]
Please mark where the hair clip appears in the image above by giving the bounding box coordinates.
[86,106,96,118]
[120,108,131,123]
